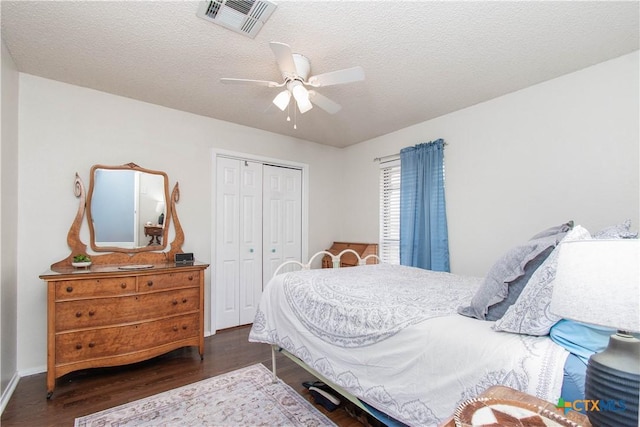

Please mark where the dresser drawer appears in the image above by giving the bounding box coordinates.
[56,313,200,364]
[55,277,136,300]
[56,288,200,331]
[138,270,200,292]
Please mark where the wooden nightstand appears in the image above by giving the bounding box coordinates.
[439,385,591,427]
[144,224,163,245]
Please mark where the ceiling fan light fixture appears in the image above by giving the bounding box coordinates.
[291,82,313,114]
[272,90,291,111]
[221,42,364,119]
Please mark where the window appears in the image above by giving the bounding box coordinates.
[379,159,400,264]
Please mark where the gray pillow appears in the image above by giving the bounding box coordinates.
[529,221,574,240]
[485,246,554,321]
[458,232,566,320]
[494,225,592,335]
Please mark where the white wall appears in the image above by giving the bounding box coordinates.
[16,75,344,374]
[10,50,640,381]
[340,51,640,276]
[1,38,20,410]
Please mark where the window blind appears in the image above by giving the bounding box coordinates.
[379,159,401,264]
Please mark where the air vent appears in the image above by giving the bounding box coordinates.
[197,0,277,39]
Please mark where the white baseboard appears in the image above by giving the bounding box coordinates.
[0,372,20,416]
[18,364,46,377]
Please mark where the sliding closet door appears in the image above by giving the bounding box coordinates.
[262,165,302,284]
[214,157,303,331]
[215,157,263,330]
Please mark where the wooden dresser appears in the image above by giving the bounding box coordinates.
[40,262,208,398]
[322,242,379,268]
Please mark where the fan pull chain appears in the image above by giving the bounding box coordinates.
[293,102,297,129]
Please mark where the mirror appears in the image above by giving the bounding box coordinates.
[87,163,170,253]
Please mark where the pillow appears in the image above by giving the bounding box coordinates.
[529,220,574,240]
[592,219,638,239]
[549,319,614,364]
[494,225,591,335]
[485,246,554,321]
[458,230,566,320]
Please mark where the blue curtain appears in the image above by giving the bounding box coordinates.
[399,139,450,271]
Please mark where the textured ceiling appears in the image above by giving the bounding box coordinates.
[2,1,638,148]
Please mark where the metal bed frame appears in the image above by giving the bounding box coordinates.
[268,249,382,416]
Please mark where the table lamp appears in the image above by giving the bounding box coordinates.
[550,239,639,427]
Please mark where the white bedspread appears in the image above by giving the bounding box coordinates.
[249,264,569,427]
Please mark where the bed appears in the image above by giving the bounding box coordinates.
[249,221,630,426]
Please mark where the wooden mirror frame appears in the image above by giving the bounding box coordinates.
[87,163,170,253]
[51,163,185,269]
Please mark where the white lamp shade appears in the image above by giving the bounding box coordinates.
[272,90,291,111]
[291,82,313,114]
[550,239,640,333]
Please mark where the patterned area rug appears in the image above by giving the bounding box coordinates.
[74,363,336,426]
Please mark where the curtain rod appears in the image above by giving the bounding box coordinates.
[373,153,400,163]
[373,141,447,162]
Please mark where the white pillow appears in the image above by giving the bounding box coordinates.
[592,219,638,239]
[493,225,592,335]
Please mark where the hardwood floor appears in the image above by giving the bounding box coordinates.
[1,325,368,426]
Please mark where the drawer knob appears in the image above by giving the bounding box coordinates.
[182,298,187,303]
[88,342,95,348]
[89,310,95,316]
[188,275,194,281]
[75,312,82,318]
[182,325,187,330]
[120,283,127,289]
[66,286,73,293]
[173,326,178,332]
[147,280,153,287]
[75,344,82,350]
[172,299,178,305]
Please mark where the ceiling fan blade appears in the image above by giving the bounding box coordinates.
[269,42,297,77]
[220,78,283,88]
[263,102,280,115]
[308,91,342,114]
[307,66,365,87]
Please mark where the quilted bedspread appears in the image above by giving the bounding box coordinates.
[249,264,568,426]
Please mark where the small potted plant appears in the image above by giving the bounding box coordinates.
[72,254,92,268]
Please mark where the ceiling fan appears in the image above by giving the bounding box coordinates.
[221,42,365,116]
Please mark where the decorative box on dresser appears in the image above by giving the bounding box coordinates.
[41,163,209,398]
